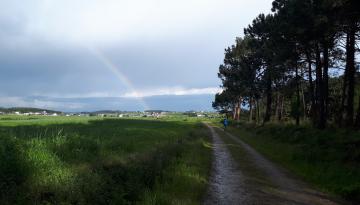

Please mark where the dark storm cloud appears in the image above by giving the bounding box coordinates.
[0,44,127,96]
[0,0,273,111]
[0,35,223,97]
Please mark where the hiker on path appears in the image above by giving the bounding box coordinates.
[223,118,228,130]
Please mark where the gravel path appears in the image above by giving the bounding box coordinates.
[203,124,251,205]
[204,123,346,205]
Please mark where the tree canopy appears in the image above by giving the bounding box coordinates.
[213,0,360,129]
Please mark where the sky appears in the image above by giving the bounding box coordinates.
[0,0,272,111]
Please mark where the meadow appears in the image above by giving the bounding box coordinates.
[0,115,212,205]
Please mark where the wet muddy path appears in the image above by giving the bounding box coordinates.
[203,124,250,205]
[203,123,346,205]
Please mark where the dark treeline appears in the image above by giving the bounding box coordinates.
[213,0,359,129]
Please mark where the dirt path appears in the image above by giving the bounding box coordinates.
[203,124,251,205]
[204,123,346,205]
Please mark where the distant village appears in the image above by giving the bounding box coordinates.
[0,108,217,118]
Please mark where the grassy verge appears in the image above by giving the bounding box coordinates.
[0,117,212,205]
[226,123,360,202]
[139,123,212,205]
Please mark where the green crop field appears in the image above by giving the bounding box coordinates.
[0,115,212,205]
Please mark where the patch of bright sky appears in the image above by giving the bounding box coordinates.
[12,0,272,46]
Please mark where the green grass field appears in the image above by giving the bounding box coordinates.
[0,115,212,205]
[226,122,360,202]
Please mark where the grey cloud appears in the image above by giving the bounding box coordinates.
[0,44,125,96]
[0,0,272,111]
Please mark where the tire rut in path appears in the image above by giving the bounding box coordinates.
[204,123,346,205]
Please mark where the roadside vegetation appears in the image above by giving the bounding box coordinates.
[0,116,212,205]
[224,122,360,202]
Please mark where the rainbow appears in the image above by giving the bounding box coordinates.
[87,46,150,111]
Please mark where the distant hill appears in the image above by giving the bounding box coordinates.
[144,110,169,113]
[91,110,125,114]
[0,107,62,114]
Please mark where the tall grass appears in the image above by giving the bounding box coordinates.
[227,123,360,202]
[0,118,212,205]
[140,125,212,205]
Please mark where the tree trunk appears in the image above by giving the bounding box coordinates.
[232,104,237,120]
[234,106,239,121]
[263,73,272,124]
[315,44,326,129]
[355,95,360,128]
[296,63,300,126]
[340,35,349,126]
[323,43,329,120]
[275,92,280,121]
[236,97,242,122]
[279,95,284,121]
[249,98,253,122]
[306,50,315,119]
[300,67,307,120]
[342,22,356,127]
[256,99,260,124]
